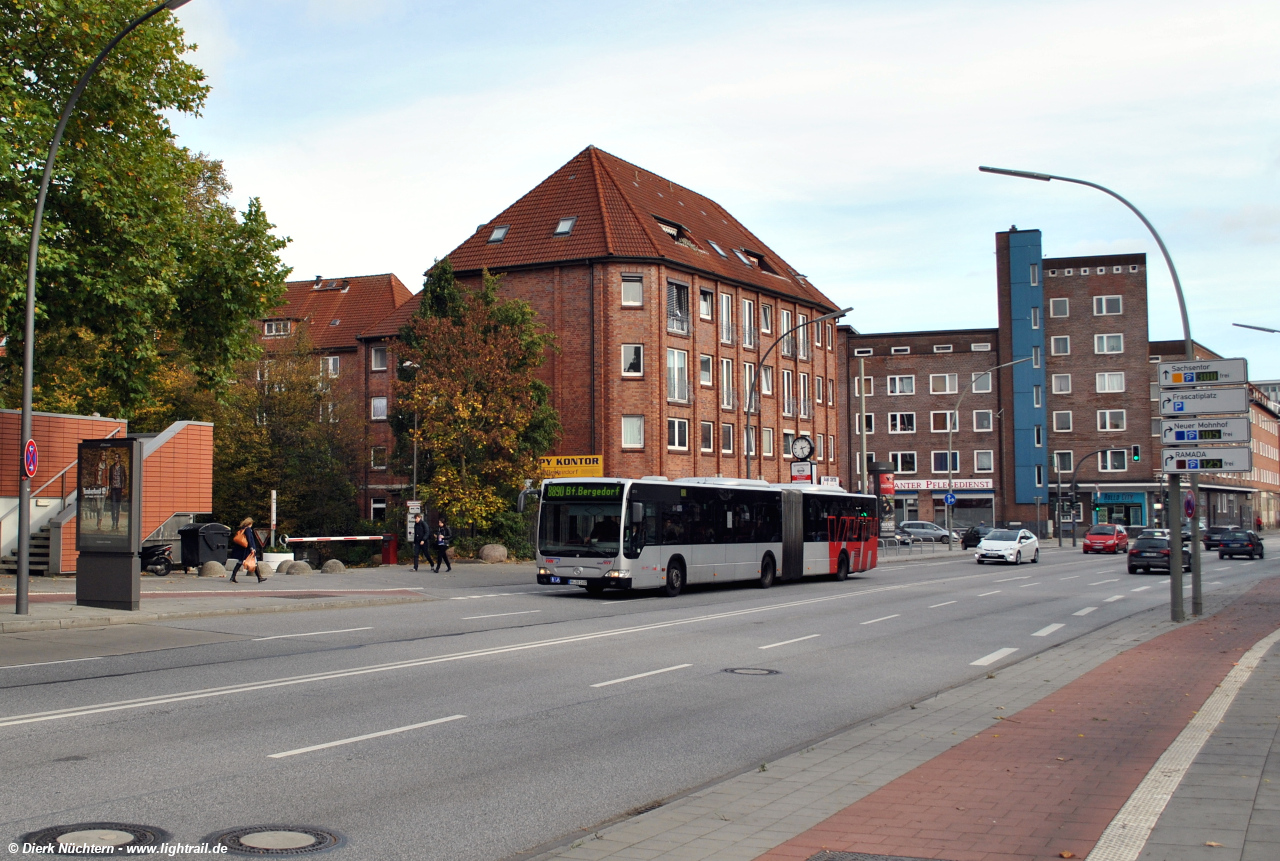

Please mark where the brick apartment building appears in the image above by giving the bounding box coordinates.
[839,228,1277,533]
[423,146,844,483]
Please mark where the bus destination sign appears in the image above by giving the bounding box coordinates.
[543,482,624,502]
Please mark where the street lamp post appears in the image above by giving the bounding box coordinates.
[980,165,1199,622]
[1232,323,1280,334]
[946,356,1032,550]
[15,0,192,617]
[402,362,420,501]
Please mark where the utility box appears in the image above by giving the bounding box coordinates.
[178,522,230,569]
[381,533,399,565]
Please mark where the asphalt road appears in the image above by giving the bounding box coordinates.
[2,545,1275,860]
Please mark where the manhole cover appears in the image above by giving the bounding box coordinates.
[723,667,780,676]
[20,822,171,855]
[204,825,345,856]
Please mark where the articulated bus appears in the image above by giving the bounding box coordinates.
[524,477,880,596]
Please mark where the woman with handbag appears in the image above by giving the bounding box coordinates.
[229,517,264,583]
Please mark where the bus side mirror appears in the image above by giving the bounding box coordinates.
[630,502,644,525]
[517,488,540,513]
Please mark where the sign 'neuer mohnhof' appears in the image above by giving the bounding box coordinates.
[1160,417,1251,446]
[1158,386,1251,418]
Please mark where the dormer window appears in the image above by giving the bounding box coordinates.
[554,216,577,236]
[653,216,699,250]
[708,239,727,257]
[741,248,778,274]
[263,320,291,337]
[488,225,509,243]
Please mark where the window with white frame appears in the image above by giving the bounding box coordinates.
[1053,411,1073,432]
[371,346,387,371]
[929,374,958,395]
[1096,372,1125,392]
[1032,346,1041,368]
[721,359,734,408]
[1030,263,1040,286]
[931,450,959,473]
[263,320,291,337]
[798,314,810,360]
[699,354,713,386]
[743,363,756,412]
[371,498,387,521]
[720,293,734,343]
[1054,450,1073,473]
[1093,295,1122,315]
[828,378,835,408]
[1035,464,1045,486]
[814,433,823,460]
[813,319,821,347]
[1097,409,1126,431]
[622,275,644,306]
[322,356,339,378]
[622,415,644,448]
[667,282,690,334]
[371,446,388,470]
[971,371,992,393]
[853,347,873,357]
[799,373,810,417]
[721,422,734,454]
[889,412,916,433]
[371,397,388,420]
[854,376,874,397]
[621,344,643,376]
[974,450,994,472]
[699,289,713,319]
[1051,373,1072,394]
[780,309,793,356]
[1095,333,1124,354]
[1033,384,1042,408]
[761,305,773,334]
[1034,424,1043,446]
[888,375,915,395]
[1098,449,1127,471]
[783,430,795,458]
[1050,336,1070,355]
[666,349,688,401]
[930,411,958,432]
[760,365,773,395]
[971,342,991,351]
[858,413,874,434]
[974,409,993,432]
[826,323,833,350]
[815,376,824,403]
[782,369,794,415]
[763,427,774,457]
[700,421,714,453]
[742,299,756,348]
[934,344,952,353]
[1049,297,1069,318]
[1031,307,1040,329]
[890,451,917,473]
[667,418,689,451]
[828,434,835,462]
[891,346,910,355]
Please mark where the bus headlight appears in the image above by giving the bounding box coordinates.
[538,567,551,576]
[606,569,626,578]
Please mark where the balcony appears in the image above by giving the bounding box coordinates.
[782,395,796,417]
[799,397,813,419]
[667,312,690,335]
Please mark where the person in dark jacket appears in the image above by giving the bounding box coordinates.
[412,514,429,571]
[432,518,453,573]
[229,517,264,583]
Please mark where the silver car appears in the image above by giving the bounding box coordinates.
[898,520,960,544]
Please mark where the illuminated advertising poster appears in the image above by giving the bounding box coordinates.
[77,439,139,553]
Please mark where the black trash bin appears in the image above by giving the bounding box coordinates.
[178,523,231,569]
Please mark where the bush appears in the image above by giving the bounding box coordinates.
[451,509,535,560]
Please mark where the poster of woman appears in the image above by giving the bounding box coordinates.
[77,440,135,551]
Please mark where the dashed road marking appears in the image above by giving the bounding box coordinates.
[1104,595,1125,603]
[253,627,373,641]
[994,576,1032,583]
[929,601,957,608]
[1074,607,1098,616]
[1090,579,1120,586]
[1,657,102,671]
[1032,623,1065,637]
[462,611,541,620]
[269,715,465,759]
[978,590,1002,597]
[449,593,519,600]
[1060,576,1080,581]
[1131,586,1152,592]
[1019,582,1040,588]
[759,634,820,650]
[591,664,692,688]
[861,614,900,625]
[971,647,1018,666]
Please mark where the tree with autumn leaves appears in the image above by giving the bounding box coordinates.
[397,261,559,535]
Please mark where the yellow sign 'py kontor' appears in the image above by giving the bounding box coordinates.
[539,455,604,478]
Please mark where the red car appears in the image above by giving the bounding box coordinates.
[1083,523,1129,554]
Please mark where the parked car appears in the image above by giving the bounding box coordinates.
[899,521,959,544]
[974,528,1039,564]
[1218,530,1265,559]
[1202,526,1235,551]
[961,525,994,549]
[1127,536,1193,574]
[1083,523,1129,554]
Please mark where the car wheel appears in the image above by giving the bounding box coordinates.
[1032,549,1039,563]
[1014,551,1021,565]
[1128,565,1138,574]
[663,561,685,598]
[834,553,850,582]
[758,555,775,589]
[1219,552,1226,559]
[976,558,984,565]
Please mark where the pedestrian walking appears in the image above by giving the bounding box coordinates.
[432,517,453,573]
[229,517,264,583]
[412,514,429,571]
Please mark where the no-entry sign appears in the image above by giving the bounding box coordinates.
[23,438,37,479]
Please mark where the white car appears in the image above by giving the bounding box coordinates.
[975,528,1039,564]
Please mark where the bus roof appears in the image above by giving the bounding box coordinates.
[539,475,873,500]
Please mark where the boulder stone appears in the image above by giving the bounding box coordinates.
[256,562,274,578]
[321,559,346,574]
[285,561,313,576]
[199,561,226,578]
[479,544,508,564]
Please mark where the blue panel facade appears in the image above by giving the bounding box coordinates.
[1008,231,1048,504]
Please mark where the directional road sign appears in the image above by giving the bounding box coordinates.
[943,492,957,506]
[1159,386,1250,418]
[1161,417,1252,446]
[1157,358,1248,388]
[1161,446,1252,473]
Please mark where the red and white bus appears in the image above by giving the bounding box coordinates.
[525,477,879,596]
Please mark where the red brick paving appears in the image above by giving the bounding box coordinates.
[757,576,1280,861]
[0,589,422,605]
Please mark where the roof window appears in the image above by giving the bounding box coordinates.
[488,225,509,243]
[708,239,727,257]
[329,319,340,327]
[934,344,953,353]
[653,216,699,250]
[741,248,779,274]
[553,216,577,236]
[733,249,752,266]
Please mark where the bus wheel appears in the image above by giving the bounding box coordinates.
[663,562,685,597]
[758,556,776,589]
[834,553,850,582]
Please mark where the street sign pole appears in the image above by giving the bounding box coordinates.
[1169,472,1185,622]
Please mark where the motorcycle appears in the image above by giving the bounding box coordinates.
[141,543,173,577]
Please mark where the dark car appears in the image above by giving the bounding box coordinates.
[1128,537,1193,574]
[1203,526,1235,551]
[961,525,994,549]
[1218,530,1265,559]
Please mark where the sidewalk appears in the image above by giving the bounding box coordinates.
[530,574,1280,861]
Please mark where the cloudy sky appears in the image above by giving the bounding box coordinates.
[171,0,1280,377]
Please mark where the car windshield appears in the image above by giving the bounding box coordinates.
[1134,538,1168,550]
[985,530,1018,541]
[1087,525,1117,535]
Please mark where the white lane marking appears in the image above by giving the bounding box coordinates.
[591,664,692,688]
[1212,566,1230,571]
[759,634,820,650]
[971,647,1018,666]
[1208,581,1222,585]
[978,590,1002,597]
[1032,623,1065,637]
[252,627,373,641]
[1086,626,1280,861]
[1090,579,1120,586]
[1019,582,1040,588]
[1241,561,1257,566]
[0,568,1010,729]
[1060,576,1080,581]
[1074,607,1098,616]
[449,593,518,600]
[993,576,1031,583]
[1,657,103,671]
[1131,586,1152,592]
[929,601,957,608]
[268,714,465,759]
[861,614,900,625]
[461,611,541,620]
[1104,595,1125,603]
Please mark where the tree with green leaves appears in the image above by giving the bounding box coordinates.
[0,0,290,418]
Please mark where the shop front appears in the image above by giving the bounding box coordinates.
[892,478,995,528]
[1092,491,1147,528]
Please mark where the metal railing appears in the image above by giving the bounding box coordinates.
[799,397,813,418]
[720,388,738,411]
[667,312,690,335]
[782,395,796,416]
[877,536,943,557]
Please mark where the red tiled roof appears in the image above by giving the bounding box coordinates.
[362,292,423,340]
[445,147,837,311]
[265,273,412,350]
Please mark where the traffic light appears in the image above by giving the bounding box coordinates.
[1131,445,1141,463]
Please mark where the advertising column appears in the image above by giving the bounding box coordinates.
[75,437,143,610]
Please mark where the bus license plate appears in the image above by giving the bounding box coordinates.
[570,579,587,585]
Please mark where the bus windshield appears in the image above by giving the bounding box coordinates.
[537,483,626,558]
